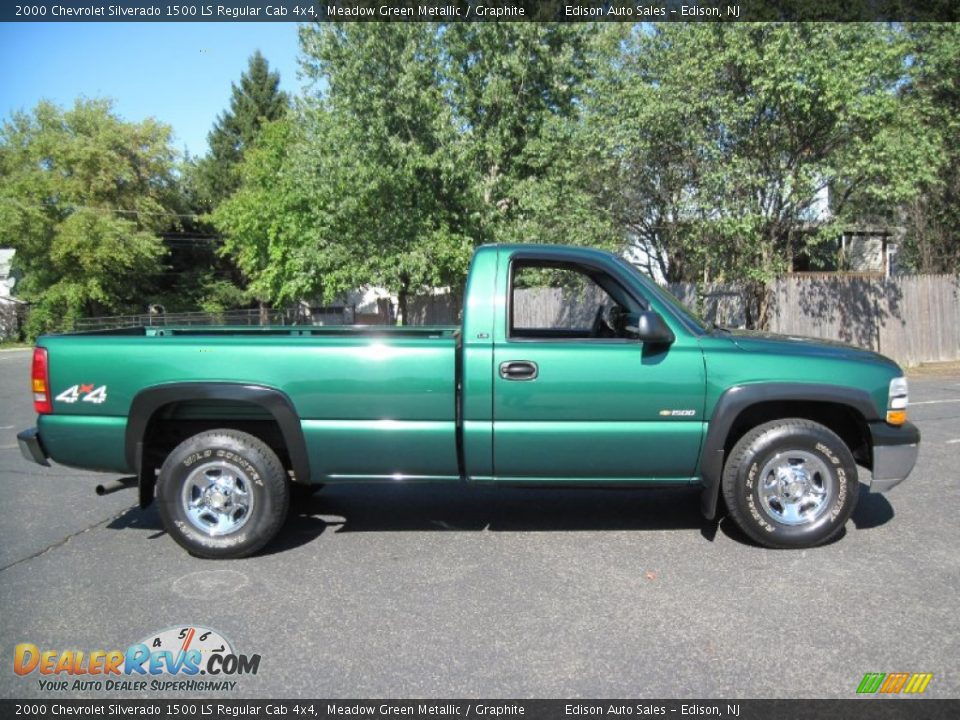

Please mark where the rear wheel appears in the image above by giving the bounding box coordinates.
[157,429,289,559]
[721,419,859,548]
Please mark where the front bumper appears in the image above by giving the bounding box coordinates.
[868,421,920,492]
[17,427,50,467]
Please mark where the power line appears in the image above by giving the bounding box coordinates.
[0,197,209,221]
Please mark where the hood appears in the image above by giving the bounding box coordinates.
[720,328,900,368]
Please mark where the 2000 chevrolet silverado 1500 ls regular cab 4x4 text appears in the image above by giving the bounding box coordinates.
[18,244,920,557]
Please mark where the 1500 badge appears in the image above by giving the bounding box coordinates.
[55,384,108,404]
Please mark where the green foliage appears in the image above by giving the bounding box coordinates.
[899,23,960,273]
[0,99,178,336]
[211,118,318,307]
[307,24,476,311]
[442,24,600,241]
[226,23,480,320]
[213,24,617,321]
[193,23,960,330]
[457,24,621,251]
[198,277,249,314]
[591,23,938,289]
[193,51,289,210]
[13,24,958,338]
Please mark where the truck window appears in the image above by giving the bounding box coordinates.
[509,261,638,340]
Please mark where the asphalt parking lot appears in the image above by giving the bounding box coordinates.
[0,346,958,699]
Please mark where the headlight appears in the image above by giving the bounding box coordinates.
[886,377,909,425]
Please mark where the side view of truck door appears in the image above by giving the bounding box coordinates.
[480,246,708,483]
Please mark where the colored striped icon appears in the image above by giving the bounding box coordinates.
[857,672,933,694]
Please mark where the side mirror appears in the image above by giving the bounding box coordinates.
[625,311,675,346]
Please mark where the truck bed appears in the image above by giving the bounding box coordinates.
[37,326,461,480]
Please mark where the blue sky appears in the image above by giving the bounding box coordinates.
[0,22,304,157]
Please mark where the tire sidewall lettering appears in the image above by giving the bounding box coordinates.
[182,450,212,468]
[214,449,263,486]
[831,467,848,521]
[744,461,775,532]
[815,442,840,465]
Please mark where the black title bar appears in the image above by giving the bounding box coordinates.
[2,699,959,720]
[2,1,958,23]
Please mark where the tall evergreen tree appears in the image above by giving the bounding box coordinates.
[195,50,289,209]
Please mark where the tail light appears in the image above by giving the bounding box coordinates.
[32,347,52,414]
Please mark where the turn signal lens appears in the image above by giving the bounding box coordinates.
[31,347,52,414]
[886,409,907,426]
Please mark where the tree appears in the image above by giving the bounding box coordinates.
[0,99,179,336]
[217,25,473,320]
[290,23,477,322]
[215,24,626,321]
[217,23,949,330]
[590,24,937,324]
[194,50,289,209]
[899,23,960,273]
[443,23,615,248]
[210,117,317,312]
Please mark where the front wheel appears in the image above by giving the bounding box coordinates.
[156,429,290,559]
[721,419,859,549]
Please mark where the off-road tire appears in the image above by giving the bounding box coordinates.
[721,419,859,549]
[157,429,289,559]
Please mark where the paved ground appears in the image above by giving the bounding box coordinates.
[0,347,957,699]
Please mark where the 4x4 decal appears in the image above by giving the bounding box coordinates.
[55,384,108,405]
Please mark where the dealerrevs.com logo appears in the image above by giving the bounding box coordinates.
[14,625,260,693]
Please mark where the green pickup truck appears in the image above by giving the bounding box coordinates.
[18,244,919,558]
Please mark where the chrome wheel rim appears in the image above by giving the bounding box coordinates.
[757,450,833,526]
[180,461,255,536]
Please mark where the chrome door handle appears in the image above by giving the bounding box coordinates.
[499,361,538,381]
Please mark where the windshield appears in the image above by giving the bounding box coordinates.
[612,256,708,336]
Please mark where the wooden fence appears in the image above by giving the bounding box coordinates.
[409,274,960,366]
[767,274,959,367]
[406,294,462,326]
